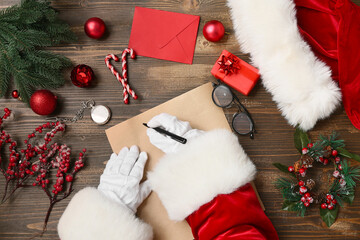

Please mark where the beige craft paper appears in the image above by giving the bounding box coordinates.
[106,82,263,240]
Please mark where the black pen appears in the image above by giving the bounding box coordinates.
[143,123,187,144]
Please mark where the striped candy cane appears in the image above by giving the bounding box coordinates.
[104,48,138,104]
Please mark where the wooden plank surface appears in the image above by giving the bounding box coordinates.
[0,0,360,239]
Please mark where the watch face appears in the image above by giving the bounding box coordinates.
[90,105,111,125]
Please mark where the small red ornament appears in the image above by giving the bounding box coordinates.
[298,180,304,186]
[302,147,308,154]
[323,158,329,165]
[84,17,106,39]
[65,175,73,182]
[332,149,338,156]
[30,90,57,116]
[332,199,337,205]
[326,194,333,200]
[288,166,294,172]
[304,193,310,198]
[71,65,94,88]
[304,202,310,207]
[299,168,306,177]
[321,203,327,209]
[203,20,225,42]
[335,156,341,164]
[12,90,19,99]
[307,143,313,148]
[328,204,334,210]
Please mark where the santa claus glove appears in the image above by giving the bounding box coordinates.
[147,113,204,154]
[98,146,151,213]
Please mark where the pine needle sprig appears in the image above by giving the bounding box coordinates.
[0,0,76,103]
[319,132,345,150]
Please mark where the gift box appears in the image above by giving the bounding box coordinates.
[211,50,260,96]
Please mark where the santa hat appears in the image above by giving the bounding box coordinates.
[295,0,360,130]
[227,0,342,131]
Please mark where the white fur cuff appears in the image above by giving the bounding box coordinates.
[148,129,256,221]
[58,187,153,240]
[227,0,341,131]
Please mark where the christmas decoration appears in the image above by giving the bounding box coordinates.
[84,17,106,39]
[0,108,86,235]
[203,20,225,42]
[71,64,94,88]
[211,50,260,96]
[105,48,138,104]
[0,0,76,103]
[274,128,360,227]
[11,90,19,99]
[30,90,57,115]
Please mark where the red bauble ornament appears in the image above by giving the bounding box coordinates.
[84,17,106,39]
[288,166,294,172]
[30,90,57,116]
[12,90,19,99]
[203,20,225,42]
[71,64,94,88]
[321,203,327,209]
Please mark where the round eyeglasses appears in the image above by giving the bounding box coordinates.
[212,83,256,139]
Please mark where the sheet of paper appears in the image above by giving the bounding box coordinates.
[106,82,263,240]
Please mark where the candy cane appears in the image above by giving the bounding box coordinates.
[104,49,138,104]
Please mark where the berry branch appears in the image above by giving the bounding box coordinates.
[0,108,86,234]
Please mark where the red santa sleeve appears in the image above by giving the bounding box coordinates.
[57,187,153,240]
[148,129,278,240]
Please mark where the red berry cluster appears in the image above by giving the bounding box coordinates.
[0,107,87,232]
[321,194,337,210]
[300,192,314,207]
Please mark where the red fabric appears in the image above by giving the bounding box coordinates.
[295,0,360,130]
[186,183,279,240]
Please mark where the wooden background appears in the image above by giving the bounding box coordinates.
[1,0,360,239]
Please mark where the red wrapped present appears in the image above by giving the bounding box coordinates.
[211,50,260,96]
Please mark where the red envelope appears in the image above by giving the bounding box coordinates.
[128,7,200,64]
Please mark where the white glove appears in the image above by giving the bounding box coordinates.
[98,145,151,213]
[146,113,203,154]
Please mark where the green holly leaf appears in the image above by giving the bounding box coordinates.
[337,147,360,162]
[320,205,339,227]
[282,200,298,211]
[273,163,297,178]
[294,127,310,154]
[342,192,355,204]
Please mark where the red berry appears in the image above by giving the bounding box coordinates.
[327,194,333,200]
[301,197,306,202]
[65,175,73,182]
[332,199,337,205]
[304,193,310,198]
[304,202,310,207]
[302,148,308,154]
[323,158,329,165]
[319,157,324,163]
[300,186,307,194]
[299,168,306,177]
[288,166,294,172]
[307,143,313,148]
[321,203,327,209]
[332,150,338,156]
[338,164,343,170]
[328,205,334,210]
[4,108,9,113]
[335,156,341,164]
[298,180,304,186]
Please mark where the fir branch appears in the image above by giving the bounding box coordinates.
[0,0,76,103]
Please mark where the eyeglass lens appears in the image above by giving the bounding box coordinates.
[232,112,253,135]
[212,85,233,107]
